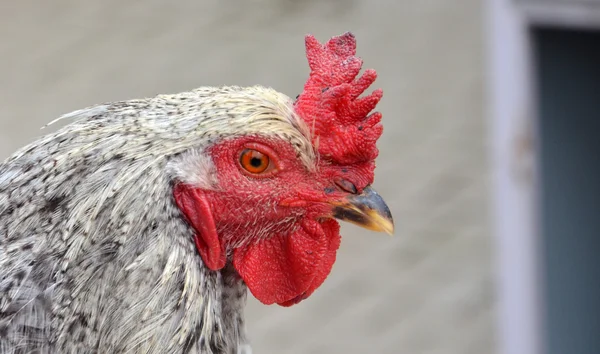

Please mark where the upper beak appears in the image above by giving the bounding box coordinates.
[331,186,394,235]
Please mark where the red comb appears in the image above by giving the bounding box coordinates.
[294,32,383,168]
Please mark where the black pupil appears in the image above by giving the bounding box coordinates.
[250,156,263,168]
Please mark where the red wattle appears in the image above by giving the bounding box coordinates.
[233,219,341,306]
[279,219,341,307]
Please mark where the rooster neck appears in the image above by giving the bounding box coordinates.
[0,125,250,353]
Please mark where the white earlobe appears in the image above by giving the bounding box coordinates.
[167,148,218,190]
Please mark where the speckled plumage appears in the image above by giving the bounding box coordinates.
[0,86,314,354]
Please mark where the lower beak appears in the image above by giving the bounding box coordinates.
[331,186,394,235]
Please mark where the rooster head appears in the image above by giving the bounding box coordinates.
[172,32,393,307]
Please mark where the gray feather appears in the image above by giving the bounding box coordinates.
[0,86,312,353]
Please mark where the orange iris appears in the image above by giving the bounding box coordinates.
[240,149,270,174]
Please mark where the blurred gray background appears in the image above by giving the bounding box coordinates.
[0,1,492,353]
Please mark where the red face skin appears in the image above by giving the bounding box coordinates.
[174,135,375,306]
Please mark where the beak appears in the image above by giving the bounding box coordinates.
[331,186,394,235]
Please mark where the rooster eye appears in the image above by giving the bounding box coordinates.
[240,149,271,174]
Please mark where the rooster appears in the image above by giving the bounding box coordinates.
[0,32,393,353]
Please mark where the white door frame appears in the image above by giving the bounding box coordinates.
[486,1,600,354]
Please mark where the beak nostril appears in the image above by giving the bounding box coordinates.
[334,178,358,194]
